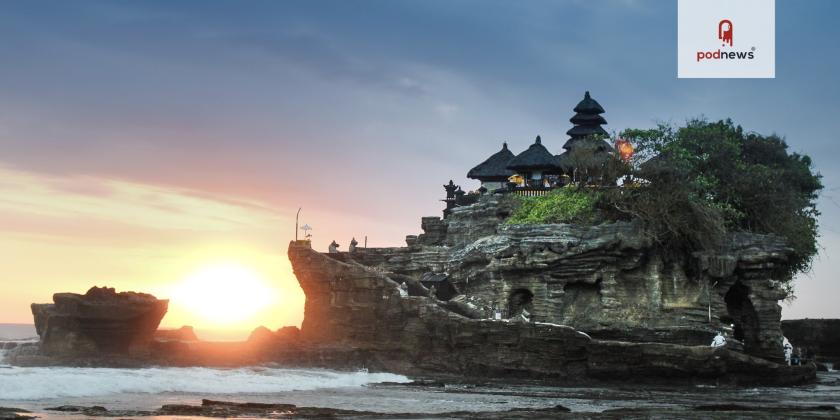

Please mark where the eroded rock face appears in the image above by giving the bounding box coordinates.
[31,286,168,356]
[287,194,808,383]
[330,196,793,363]
[289,243,812,385]
[291,243,590,379]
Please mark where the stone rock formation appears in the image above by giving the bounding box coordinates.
[154,325,198,342]
[287,194,812,385]
[781,319,840,364]
[247,326,301,345]
[336,195,793,362]
[30,286,168,357]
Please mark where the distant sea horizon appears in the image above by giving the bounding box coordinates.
[0,323,254,342]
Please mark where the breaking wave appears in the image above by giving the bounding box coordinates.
[0,366,411,400]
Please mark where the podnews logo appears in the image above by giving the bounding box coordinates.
[678,0,774,79]
[719,19,733,46]
[695,19,755,62]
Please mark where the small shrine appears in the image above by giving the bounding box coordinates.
[505,136,561,188]
[466,142,515,191]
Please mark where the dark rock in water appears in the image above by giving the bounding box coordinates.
[0,408,34,420]
[781,319,840,364]
[247,326,276,344]
[154,325,198,342]
[248,326,300,345]
[289,241,814,386]
[286,195,814,385]
[46,400,574,419]
[586,340,814,386]
[30,286,167,357]
[46,405,108,413]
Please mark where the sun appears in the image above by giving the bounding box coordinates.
[169,262,277,325]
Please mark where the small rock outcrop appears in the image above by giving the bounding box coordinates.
[154,326,198,342]
[30,286,168,357]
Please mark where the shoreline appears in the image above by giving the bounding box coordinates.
[2,371,838,419]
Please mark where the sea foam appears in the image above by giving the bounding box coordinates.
[0,366,411,400]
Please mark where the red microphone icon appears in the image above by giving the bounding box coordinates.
[718,19,733,47]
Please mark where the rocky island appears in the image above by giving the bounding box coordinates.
[9,92,827,389]
[285,193,812,386]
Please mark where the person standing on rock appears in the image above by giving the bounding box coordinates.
[783,337,793,365]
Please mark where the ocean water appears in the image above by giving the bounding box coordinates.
[1,324,839,417]
[0,323,37,341]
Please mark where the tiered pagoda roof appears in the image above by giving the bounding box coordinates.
[466,142,515,181]
[507,136,562,173]
[563,91,613,153]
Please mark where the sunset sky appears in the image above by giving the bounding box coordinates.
[1,0,839,337]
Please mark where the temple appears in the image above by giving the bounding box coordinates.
[278,89,812,385]
[465,142,514,191]
[465,91,614,197]
[560,91,614,182]
[505,136,562,188]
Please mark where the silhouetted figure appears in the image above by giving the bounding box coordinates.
[349,237,358,252]
[328,240,339,253]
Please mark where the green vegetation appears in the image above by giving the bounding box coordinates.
[607,119,822,277]
[506,186,598,225]
[506,118,823,284]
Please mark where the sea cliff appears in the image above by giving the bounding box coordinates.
[284,194,814,385]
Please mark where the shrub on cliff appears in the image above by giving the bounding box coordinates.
[602,118,822,278]
[506,186,598,225]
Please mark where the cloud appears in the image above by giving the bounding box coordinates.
[224,29,429,96]
[0,165,284,236]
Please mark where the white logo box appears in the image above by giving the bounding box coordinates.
[678,0,775,78]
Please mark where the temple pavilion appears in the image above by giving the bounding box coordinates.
[467,91,613,191]
[506,136,562,188]
[465,142,515,191]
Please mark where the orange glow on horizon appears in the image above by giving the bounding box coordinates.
[0,165,308,338]
[167,262,277,326]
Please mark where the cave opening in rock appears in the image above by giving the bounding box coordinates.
[724,281,760,353]
[508,288,534,318]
